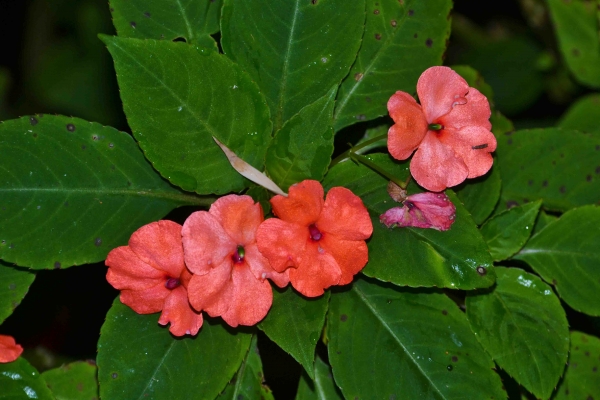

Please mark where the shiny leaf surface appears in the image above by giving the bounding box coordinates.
[0,357,54,400]
[466,268,569,399]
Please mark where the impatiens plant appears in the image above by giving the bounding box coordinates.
[1,1,600,399]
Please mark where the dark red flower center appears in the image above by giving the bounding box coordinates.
[405,200,415,209]
[428,123,443,131]
[165,278,180,290]
[232,245,245,264]
[309,224,322,241]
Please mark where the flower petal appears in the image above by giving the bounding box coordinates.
[244,244,290,288]
[289,243,342,297]
[0,335,23,363]
[119,283,169,314]
[221,264,273,327]
[380,206,409,228]
[318,187,372,241]
[438,87,492,131]
[256,218,306,272]
[187,260,233,317]
[410,132,469,191]
[182,211,236,276]
[270,180,324,227]
[106,246,165,291]
[158,286,203,336]
[209,195,263,245]
[439,126,497,178]
[417,66,470,123]
[407,192,456,231]
[387,91,429,160]
[321,235,368,285]
[127,220,185,279]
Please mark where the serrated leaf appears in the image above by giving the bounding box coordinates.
[296,356,343,400]
[558,93,600,133]
[258,286,329,379]
[97,298,251,399]
[218,335,274,400]
[515,205,600,316]
[221,0,365,131]
[554,332,600,399]
[265,86,336,191]
[495,128,600,213]
[0,115,203,270]
[323,154,496,290]
[0,357,54,400]
[327,277,506,400]
[110,0,222,47]
[333,0,452,131]
[480,200,541,261]
[102,36,272,194]
[41,361,99,400]
[0,262,35,324]
[547,0,600,88]
[466,267,569,399]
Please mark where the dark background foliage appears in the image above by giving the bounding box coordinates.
[0,0,597,397]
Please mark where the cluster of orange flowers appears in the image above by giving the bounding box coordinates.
[105,180,372,336]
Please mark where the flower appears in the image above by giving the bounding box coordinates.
[387,66,496,192]
[256,180,373,297]
[380,185,456,231]
[182,195,288,327]
[0,335,23,363]
[105,220,203,337]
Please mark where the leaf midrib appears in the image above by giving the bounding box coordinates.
[352,284,446,399]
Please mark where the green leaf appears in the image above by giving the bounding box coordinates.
[558,93,600,133]
[221,0,365,131]
[110,0,222,47]
[333,0,452,131]
[41,361,99,400]
[327,277,506,400]
[258,286,329,379]
[547,0,600,88]
[0,115,203,270]
[102,36,272,195]
[495,128,600,213]
[97,298,252,399]
[514,205,600,316]
[265,87,336,191]
[323,154,496,290]
[532,210,557,236]
[0,263,35,324]
[451,65,494,102]
[218,335,274,400]
[466,267,569,399]
[0,357,54,400]
[554,332,600,399]
[480,200,541,261]
[296,356,343,400]
[454,165,502,226]
[354,124,389,155]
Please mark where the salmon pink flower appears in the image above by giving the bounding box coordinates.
[0,335,23,363]
[182,195,288,327]
[387,66,497,192]
[256,180,373,297]
[105,220,203,337]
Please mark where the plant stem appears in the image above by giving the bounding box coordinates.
[330,133,388,167]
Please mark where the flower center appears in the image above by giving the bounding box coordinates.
[404,200,415,209]
[165,278,180,290]
[428,123,443,131]
[232,245,245,264]
[309,224,322,241]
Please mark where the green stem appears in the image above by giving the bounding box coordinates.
[349,153,408,189]
[330,133,388,167]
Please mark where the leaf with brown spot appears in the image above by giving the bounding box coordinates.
[42,361,99,400]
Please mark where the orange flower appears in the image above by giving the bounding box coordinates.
[0,335,23,363]
[182,195,288,327]
[256,180,373,297]
[387,66,496,192]
[105,220,203,337]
